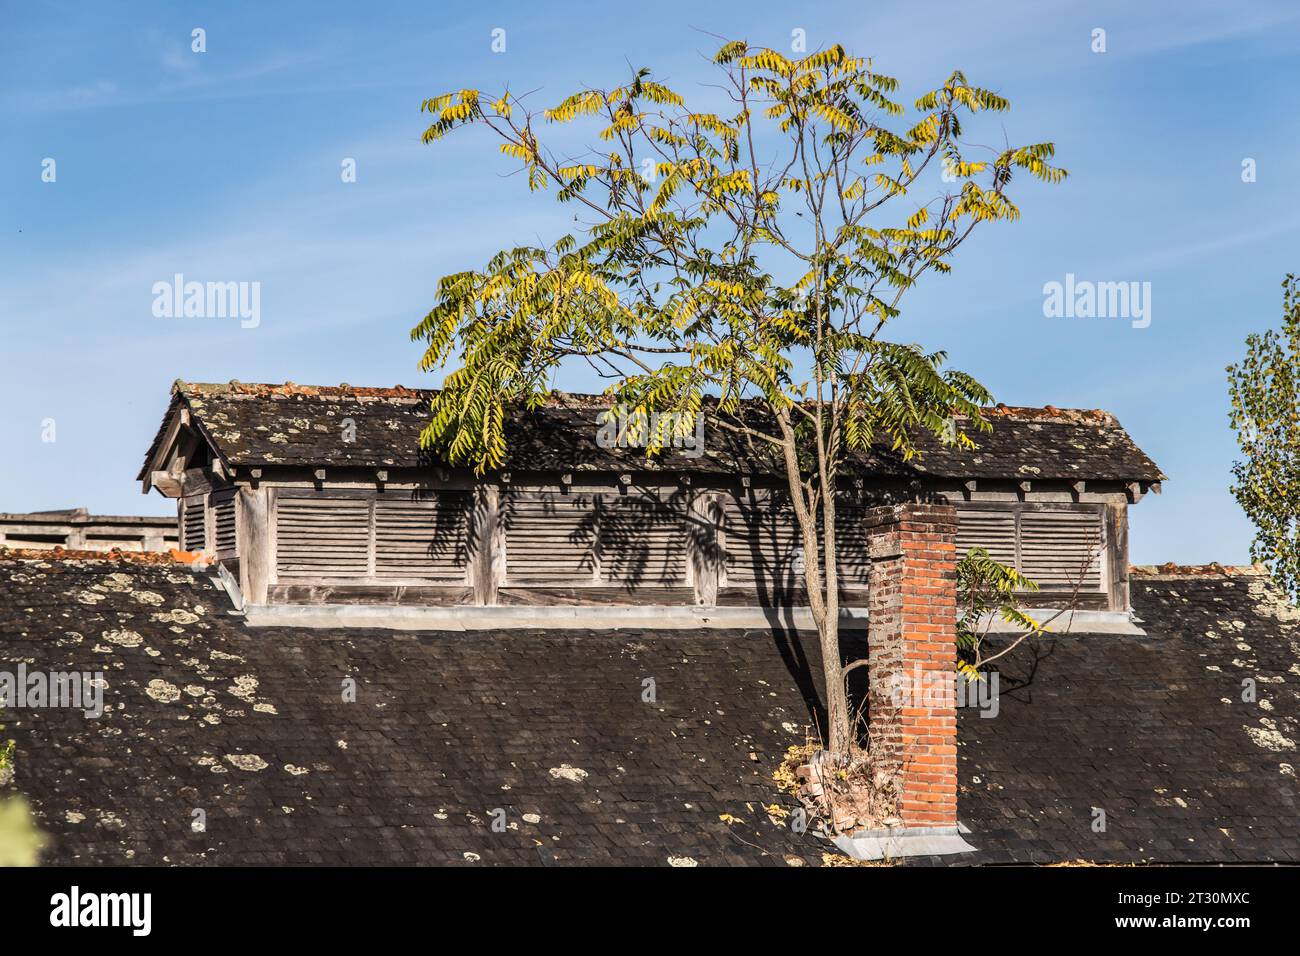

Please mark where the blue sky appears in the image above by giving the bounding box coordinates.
[2,0,1298,564]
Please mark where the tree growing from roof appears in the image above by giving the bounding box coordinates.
[412,39,1066,759]
[1228,274,1300,603]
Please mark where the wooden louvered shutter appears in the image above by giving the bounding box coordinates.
[503,491,598,584]
[957,504,1105,592]
[599,494,690,586]
[275,496,370,579]
[723,492,800,589]
[956,507,1018,567]
[181,496,207,552]
[834,504,871,588]
[374,493,471,582]
[211,489,238,556]
[1019,508,1104,590]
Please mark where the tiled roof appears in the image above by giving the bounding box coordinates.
[139,380,1165,483]
[0,555,821,866]
[955,568,1300,864]
[3,556,1295,865]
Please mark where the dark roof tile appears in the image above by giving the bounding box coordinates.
[2,557,1295,865]
[139,381,1165,483]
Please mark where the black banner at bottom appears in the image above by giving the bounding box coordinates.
[0,863,1285,942]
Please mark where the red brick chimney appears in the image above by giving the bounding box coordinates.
[863,503,959,828]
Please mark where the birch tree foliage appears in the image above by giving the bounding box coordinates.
[1228,275,1300,602]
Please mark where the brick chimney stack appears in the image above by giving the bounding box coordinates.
[863,503,960,828]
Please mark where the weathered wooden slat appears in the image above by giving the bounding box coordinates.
[275,495,370,578]
[833,505,872,587]
[501,489,693,587]
[272,491,472,583]
[181,496,207,552]
[373,493,470,582]
[957,503,1104,593]
[716,586,869,608]
[955,507,1018,566]
[269,584,474,606]
[212,493,237,556]
[722,492,800,589]
[497,586,697,607]
[599,494,690,587]
[502,491,598,584]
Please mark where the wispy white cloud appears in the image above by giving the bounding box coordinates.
[4,42,331,113]
[1111,5,1300,57]
[9,79,119,112]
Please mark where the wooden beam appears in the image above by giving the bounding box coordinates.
[239,485,272,605]
[142,405,186,493]
[472,486,501,606]
[689,492,720,607]
[180,467,213,497]
[149,471,184,498]
[1106,500,1130,612]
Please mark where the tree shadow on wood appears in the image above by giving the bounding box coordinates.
[382,489,475,572]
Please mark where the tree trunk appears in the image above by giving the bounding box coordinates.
[775,410,854,756]
[817,613,852,754]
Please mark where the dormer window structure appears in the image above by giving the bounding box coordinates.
[139,382,1164,624]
